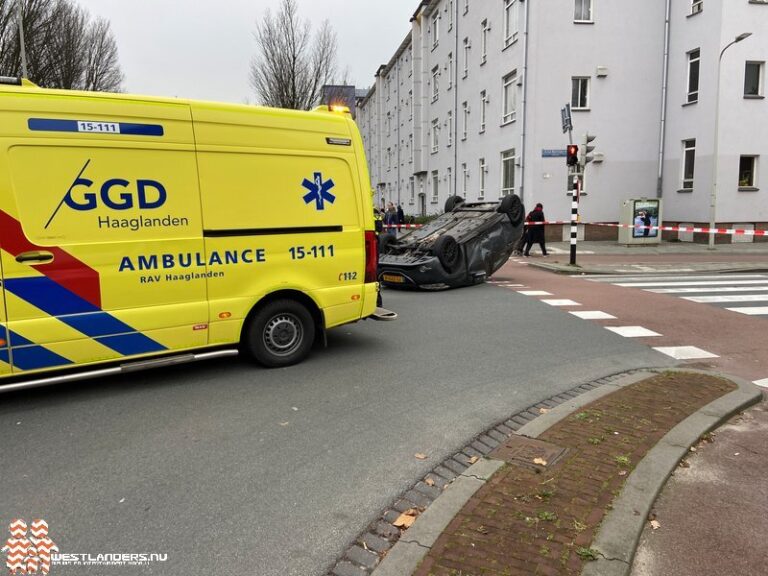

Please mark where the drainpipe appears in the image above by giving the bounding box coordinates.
[656,0,672,198]
[453,0,459,198]
[519,0,531,205]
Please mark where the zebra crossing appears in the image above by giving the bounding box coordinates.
[584,273,768,317]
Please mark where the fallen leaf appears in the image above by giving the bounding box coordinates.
[533,458,548,466]
[650,520,661,530]
[689,447,697,453]
[119,498,125,503]
[279,422,290,426]
[734,453,740,456]
[468,456,479,464]
[539,408,550,414]
[393,513,416,528]
[679,460,690,468]
[415,453,428,460]
[291,407,299,411]
[425,478,436,487]
[618,470,627,476]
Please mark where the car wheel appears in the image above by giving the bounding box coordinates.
[498,194,525,226]
[243,299,315,367]
[378,232,396,254]
[445,195,465,213]
[432,234,460,269]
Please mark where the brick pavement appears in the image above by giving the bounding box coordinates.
[413,372,736,576]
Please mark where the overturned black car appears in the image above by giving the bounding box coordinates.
[378,195,525,289]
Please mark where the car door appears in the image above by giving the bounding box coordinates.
[0,254,10,377]
[0,92,209,374]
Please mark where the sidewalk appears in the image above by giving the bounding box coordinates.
[366,370,762,576]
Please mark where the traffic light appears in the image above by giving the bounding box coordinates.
[566,144,579,166]
[581,134,596,165]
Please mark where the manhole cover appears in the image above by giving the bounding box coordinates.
[490,435,568,472]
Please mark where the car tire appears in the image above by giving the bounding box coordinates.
[445,195,465,213]
[497,194,525,226]
[243,299,315,367]
[378,232,396,254]
[432,234,460,269]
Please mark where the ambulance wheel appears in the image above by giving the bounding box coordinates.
[244,299,315,367]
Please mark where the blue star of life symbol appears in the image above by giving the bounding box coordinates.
[302,172,336,211]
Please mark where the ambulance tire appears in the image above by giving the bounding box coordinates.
[244,299,315,368]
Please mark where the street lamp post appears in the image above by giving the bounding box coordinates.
[709,32,752,249]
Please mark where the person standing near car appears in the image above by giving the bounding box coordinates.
[397,204,404,228]
[523,203,548,257]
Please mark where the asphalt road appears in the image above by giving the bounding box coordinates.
[0,284,672,576]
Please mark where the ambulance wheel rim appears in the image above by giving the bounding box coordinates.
[263,314,303,356]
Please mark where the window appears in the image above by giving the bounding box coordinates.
[574,0,592,21]
[447,167,452,197]
[448,0,454,30]
[432,66,440,102]
[408,134,413,163]
[745,61,764,97]
[462,101,469,139]
[431,118,439,153]
[739,156,758,188]
[431,11,440,48]
[408,89,413,119]
[463,38,470,78]
[682,139,696,190]
[691,0,703,15]
[687,49,700,103]
[478,158,486,199]
[480,90,487,132]
[464,0,469,15]
[501,149,515,196]
[462,163,469,195]
[447,53,453,89]
[504,0,518,47]
[481,20,489,64]
[387,148,392,170]
[502,71,517,124]
[431,170,439,202]
[447,111,453,147]
[571,77,589,109]
[409,176,415,204]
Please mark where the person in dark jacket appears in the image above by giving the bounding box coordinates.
[523,203,548,257]
[396,204,405,225]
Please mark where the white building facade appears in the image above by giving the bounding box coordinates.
[357,0,768,237]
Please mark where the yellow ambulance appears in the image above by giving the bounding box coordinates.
[0,77,394,391]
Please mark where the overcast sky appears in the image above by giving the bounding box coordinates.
[74,0,416,103]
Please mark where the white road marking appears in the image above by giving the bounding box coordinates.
[682,294,768,304]
[517,290,553,296]
[647,286,768,294]
[500,284,526,287]
[753,378,768,389]
[541,299,582,307]
[615,280,768,288]
[586,274,767,282]
[547,247,595,255]
[569,311,617,320]
[725,306,768,315]
[652,346,719,360]
[605,326,662,338]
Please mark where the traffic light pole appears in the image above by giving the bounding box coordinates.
[569,173,580,266]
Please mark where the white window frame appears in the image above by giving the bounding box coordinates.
[739,155,758,188]
[408,133,413,164]
[687,48,700,104]
[409,176,415,204]
[448,0,454,30]
[431,11,440,49]
[504,0,518,47]
[462,101,469,140]
[431,170,439,202]
[574,0,592,22]
[501,149,515,196]
[691,0,703,15]
[462,163,469,196]
[480,90,487,133]
[447,167,452,198]
[431,66,440,102]
[463,38,470,78]
[745,61,764,97]
[478,158,486,199]
[481,20,489,65]
[571,76,590,110]
[682,139,696,190]
[447,110,453,147]
[431,118,439,153]
[502,71,517,124]
[464,0,469,15]
[447,53,453,90]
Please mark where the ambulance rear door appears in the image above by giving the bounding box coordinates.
[0,248,10,377]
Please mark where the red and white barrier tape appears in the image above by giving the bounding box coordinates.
[385,221,766,236]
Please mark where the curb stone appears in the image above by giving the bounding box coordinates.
[326,369,644,576]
